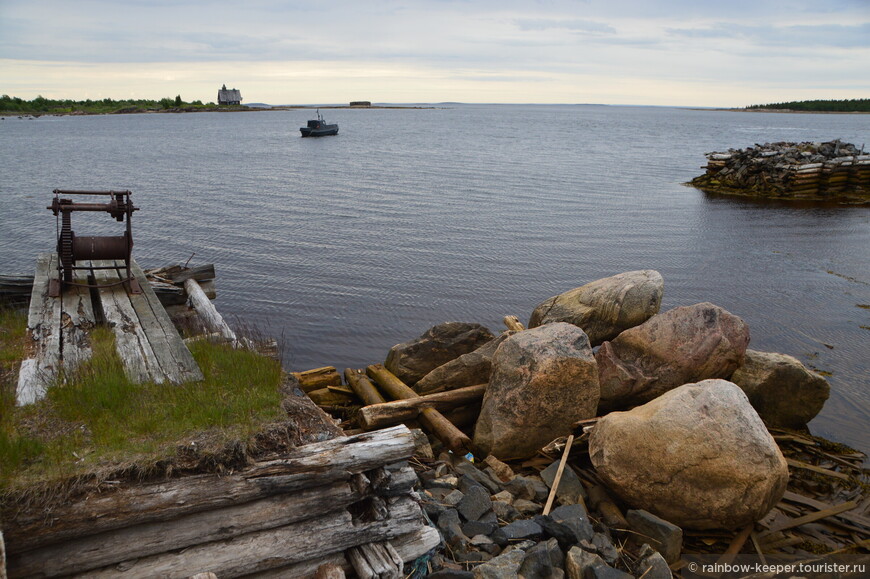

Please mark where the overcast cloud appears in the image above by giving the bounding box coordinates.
[1,0,868,106]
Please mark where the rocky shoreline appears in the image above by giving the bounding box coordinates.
[300,269,868,577]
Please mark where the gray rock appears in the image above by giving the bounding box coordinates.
[589,380,789,530]
[529,270,663,345]
[463,520,498,538]
[514,499,543,517]
[473,548,526,579]
[596,302,750,411]
[626,509,683,564]
[444,489,465,507]
[416,332,514,394]
[438,508,469,548]
[564,546,607,579]
[385,321,495,385]
[549,504,595,544]
[533,515,579,550]
[506,475,550,502]
[459,485,494,522]
[590,533,619,565]
[455,459,503,494]
[731,349,830,429]
[519,538,565,578]
[492,500,520,523]
[475,324,600,459]
[541,459,587,505]
[491,519,545,547]
[636,544,673,579]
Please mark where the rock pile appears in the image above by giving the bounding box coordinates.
[690,140,870,202]
[294,269,868,578]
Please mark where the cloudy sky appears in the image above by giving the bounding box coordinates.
[1,0,868,107]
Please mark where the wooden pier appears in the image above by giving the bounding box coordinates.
[16,253,203,405]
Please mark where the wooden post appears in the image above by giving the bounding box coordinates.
[184,278,237,342]
[292,366,343,393]
[345,368,387,405]
[366,364,474,454]
[542,434,574,516]
[358,384,486,430]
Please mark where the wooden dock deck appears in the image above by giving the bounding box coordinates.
[16,253,203,405]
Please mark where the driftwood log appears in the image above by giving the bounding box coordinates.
[3,425,435,578]
[293,366,343,393]
[366,364,474,454]
[358,383,486,430]
[184,278,237,342]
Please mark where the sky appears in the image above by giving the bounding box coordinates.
[1,0,868,107]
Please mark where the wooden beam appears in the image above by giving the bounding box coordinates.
[358,383,486,430]
[366,364,474,454]
[81,497,423,578]
[345,368,387,406]
[3,426,416,555]
[184,278,237,342]
[17,253,62,405]
[759,500,859,538]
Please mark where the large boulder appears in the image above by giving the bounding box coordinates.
[385,322,495,385]
[528,270,664,346]
[473,323,599,460]
[415,332,514,394]
[596,302,750,411]
[730,349,830,429]
[589,379,788,530]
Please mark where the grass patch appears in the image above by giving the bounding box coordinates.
[0,309,285,496]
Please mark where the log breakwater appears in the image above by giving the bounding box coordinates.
[690,140,870,203]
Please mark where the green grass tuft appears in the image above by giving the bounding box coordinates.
[0,310,285,494]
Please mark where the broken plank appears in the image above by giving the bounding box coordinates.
[60,266,95,371]
[358,383,486,430]
[785,458,853,481]
[93,261,164,383]
[781,491,870,530]
[17,253,62,405]
[759,500,859,538]
[127,260,203,383]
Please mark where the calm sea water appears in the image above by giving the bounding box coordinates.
[1,105,868,452]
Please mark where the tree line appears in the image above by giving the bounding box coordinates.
[745,99,870,112]
[0,95,240,114]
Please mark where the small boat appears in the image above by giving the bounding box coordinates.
[300,110,338,137]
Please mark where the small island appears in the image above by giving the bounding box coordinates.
[690,140,870,204]
[744,99,870,113]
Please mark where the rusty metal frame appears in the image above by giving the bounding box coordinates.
[47,189,141,297]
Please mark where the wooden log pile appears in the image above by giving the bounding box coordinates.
[691,140,870,202]
[2,425,439,578]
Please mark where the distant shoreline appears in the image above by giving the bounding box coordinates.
[0,104,439,118]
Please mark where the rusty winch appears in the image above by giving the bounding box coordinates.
[47,189,141,297]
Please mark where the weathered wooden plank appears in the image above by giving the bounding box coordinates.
[781,490,870,530]
[3,426,416,554]
[358,383,487,430]
[127,260,203,383]
[59,266,95,371]
[78,497,423,579]
[247,526,441,579]
[93,261,163,383]
[293,366,343,393]
[11,477,405,577]
[366,364,473,454]
[759,500,858,537]
[184,278,236,342]
[16,253,62,405]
